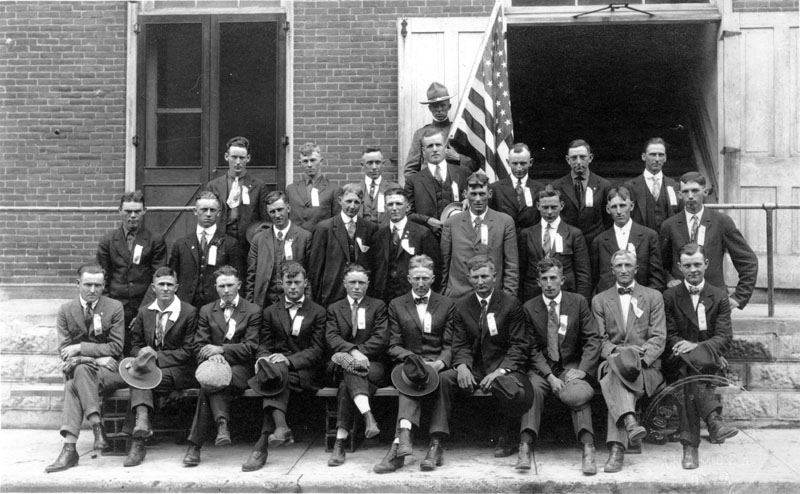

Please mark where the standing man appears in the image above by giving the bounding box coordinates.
[368,187,442,303]
[623,138,682,233]
[359,147,394,227]
[591,187,665,294]
[286,142,340,233]
[592,250,666,474]
[659,171,758,310]
[441,172,519,299]
[245,191,312,309]
[170,191,241,309]
[403,82,475,177]
[309,183,378,307]
[489,143,544,233]
[549,139,613,248]
[46,264,126,473]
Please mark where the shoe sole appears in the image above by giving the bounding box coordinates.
[183,461,199,467]
[268,435,294,448]
[710,429,738,444]
[327,460,344,467]
[45,463,78,473]
[132,429,153,439]
[242,463,266,472]
[365,429,380,439]
[215,438,232,447]
[515,465,531,471]
[627,428,647,443]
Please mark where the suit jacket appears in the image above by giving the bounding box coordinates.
[206,173,268,245]
[308,215,378,307]
[549,171,613,247]
[452,290,529,378]
[130,300,198,369]
[368,220,442,301]
[659,208,758,308]
[245,223,312,307]
[441,208,519,298]
[256,298,327,390]
[359,179,396,227]
[57,296,125,360]
[387,292,455,367]
[405,163,470,227]
[523,291,601,379]
[591,222,665,294]
[489,176,545,232]
[592,283,666,395]
[195,298,261,366]
[97,226,167,308]
[325,296,389,361]
[623,174,682,233]
[169,230,241,308]
[663,282,732,361]
[403,119,476,177]
[285,174,341,233]
[519,220,591,301]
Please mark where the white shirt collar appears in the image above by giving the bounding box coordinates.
[684,280,705,293]
[196,224,217,238]
[79,296,97,311]
[614,218,633,234]
[274,221,292,239]
[685,207,705,224]
[364,175,382,187]
[541,217,561,231]
[222,295,240,308]
[427,162,447,179]
[616,282,636,292]
[413,290,432,301]
[514,174,529,187]
[643,169,663,181]
[341,211,357,224]
[469,210,487,224]
[542,291,562,306]
[347,295,363,307]
[476,291,494,305]
[285,295,305,306]
[390,216,408,232]
[147,296,182,321]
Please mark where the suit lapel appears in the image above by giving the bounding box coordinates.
[404,296,423,331]
[398,227,412,259]
[419,167,437,201]
[279,303,294,336]
[333,216,350,258]
[188,233,200,265]
[71,300,88,333]
[212,302,228,338]
[113,228,131,263]
[560,177,580,208]
[676,285,699,325]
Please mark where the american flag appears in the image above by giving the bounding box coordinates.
[448,0,513,183]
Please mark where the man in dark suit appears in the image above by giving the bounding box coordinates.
[522,258,601,475]
[285,142,341,232]
[97,190,167,354]
[245,191,312,309]
[373,255,455,474]
[368,187,441,303]
[549,139,613,248]
[122,267,199,467]
[519,185,591,302]
[46,264,126,473]
[663,243,738,470]
[591,187,665,294]
[242,261,326,472]
[359,147,394,227]
[169,191,241,309]
[441,172,519,298]
[623,138,682,233]
[404,129,470,236]
[489,143,544,233]
[592,250,666,473]
[659,171,758,310]
[309,183,378,307]
[325,264,389,467]
[183,266,261,467]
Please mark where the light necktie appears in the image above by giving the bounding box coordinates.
[688,285,701,295]
[84,303,94,329]
[690,215,700,242]
[547,300,560,362]
[351,300,359,338]
[227,177,242,208]
[515,180,525,206]
[543,223,553,257]
[347,219,356,239]
[434,164,444,186]
[651,177,661,200]
[574,175,584,209]
[474,216,482,235]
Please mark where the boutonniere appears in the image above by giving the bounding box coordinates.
[210,237,223,248]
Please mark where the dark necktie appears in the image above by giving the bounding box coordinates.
[547,300,560,362]
[434,164,444,186]
[618,287,632,295]
[155,311,169,348]
[479,299,488,331]
[474,216,482,237]
[347,219,356,240]
[276,231,285,263]
[515,180,525,206]
[200,231,208,252]
[305,179,313,199]
[690,215,700,243]
[543,223,553,257]
[369,180,377,200]
[391,226,400,246]
[285,299,302,310]
[351,300,359,338]
[84,303,94,329]
[415,296,428,305]
[126,232,135,253]
[574,175,584,209]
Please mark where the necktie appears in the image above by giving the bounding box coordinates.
[221,301,236,322]
[651,177,661,200]
[84,303,94,329]
[618,287,633,295]
[515,180,525,206]
[690,215,700,242]
[227,177,242,208]
[351,300,359,338]
[414,296,429,305]
[547,300,560,362]
[285,300,303,310]
[391,226,400,246]
[474,217,482,236]
[306,179,313,198]
[543,223,553,257]
[574,175,584,208]
[347,219,356,239]
[126,231,135,253]
[434,164,444,186]
[688,285,701,295]
[200,231,208,252]
[369,180,377,199]
[276,230,285,263]
[479,299,488,331]
[155,311,169,348]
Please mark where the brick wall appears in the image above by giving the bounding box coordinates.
[732,0,798,11]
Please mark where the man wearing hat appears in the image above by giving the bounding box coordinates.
[183,265,262,467]
[592,249,666,473]
[403,81,475,177]
[373,254,455,473]
[286,142,341,233]
[120,267,199,467]
[663,243,738,469]
[242,261,327,472]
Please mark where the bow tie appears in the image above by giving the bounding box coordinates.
[285,300,303,310]
[414,296,429,305]
[687,286,701,295]
[220,301,237,310]
[617,287,633,295]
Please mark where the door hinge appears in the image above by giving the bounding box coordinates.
[283,21,290,34]
[133,23,140,34]
[132,135,140,146]
[282,135,290,147]
[720,30,740,40]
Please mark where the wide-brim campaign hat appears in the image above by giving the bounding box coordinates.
[489,372,534,417]
[440,202,465,223]
[679,344,722,374]
[246,220,272,244]
[247,359,290,397]
[195,359,232,393]
[420,81,454,104]
[119,351,162,390]
[608,346,644,393]
[391,354,440,397]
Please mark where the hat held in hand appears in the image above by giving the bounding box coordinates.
[607,347,644,393]
[489,372,534,418]
[119,349,162,390]
[248,358,289,397]
[195,359,232,393]
[391,354,440,397]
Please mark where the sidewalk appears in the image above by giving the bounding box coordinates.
[1,428,799,493]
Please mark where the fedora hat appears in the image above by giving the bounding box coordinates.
[489,372,534,417]
[248,359,290,397]
[195,359,232,393]
[607,347,644,393]
[119,350,162,390]
[680,344,721,374]
[420,82,454,104]
[440,202,465,223]
[391,355,440,397]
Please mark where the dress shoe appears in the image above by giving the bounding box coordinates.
[582,443,597,475]
[132,408,152,439]
[396,428,413,457]
[627,439,642,454]
[706,411,738,444]
[515,441,532,471]
[242,447,268,472]
[623,414,647,443]
[123,438,146,467]
[45,443,79,473]
[363,411,380,439]
[183,445,201,467]
[215,418,231,446]
[373,443,405,474]
[92,422,109,451]
[682,444,699,469]
[419,438,443,471]
[267,427,294,447]
[603,443,625,473]
[493,436,515,458]
[328,438,346,466]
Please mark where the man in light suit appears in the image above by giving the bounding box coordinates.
[46,264,126,473]
[623,138,683,233]
[170,191,242,309]
[522,258,601,475]
[309,183,378,307]
[368,187,442,303]
[441,172,519,299]
[373,255,455,473]
[660,171,758,310]
[285,142,341,233]
[245,191,312,309]
[183,266,261,467]
[519,185,591,302]
[489,143,544,233]
[359,147,394,227]
[592,250,666,473]
[591,187,665,294]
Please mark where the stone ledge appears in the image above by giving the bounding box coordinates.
[723,392,778,419]
[748,363,800,390]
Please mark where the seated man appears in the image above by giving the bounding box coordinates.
[325,264,389,467]
[592,250,666,473]
[242,261,327,472]
[183,265,261,467]
[373,255,455,473]
[47,264,126,473]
